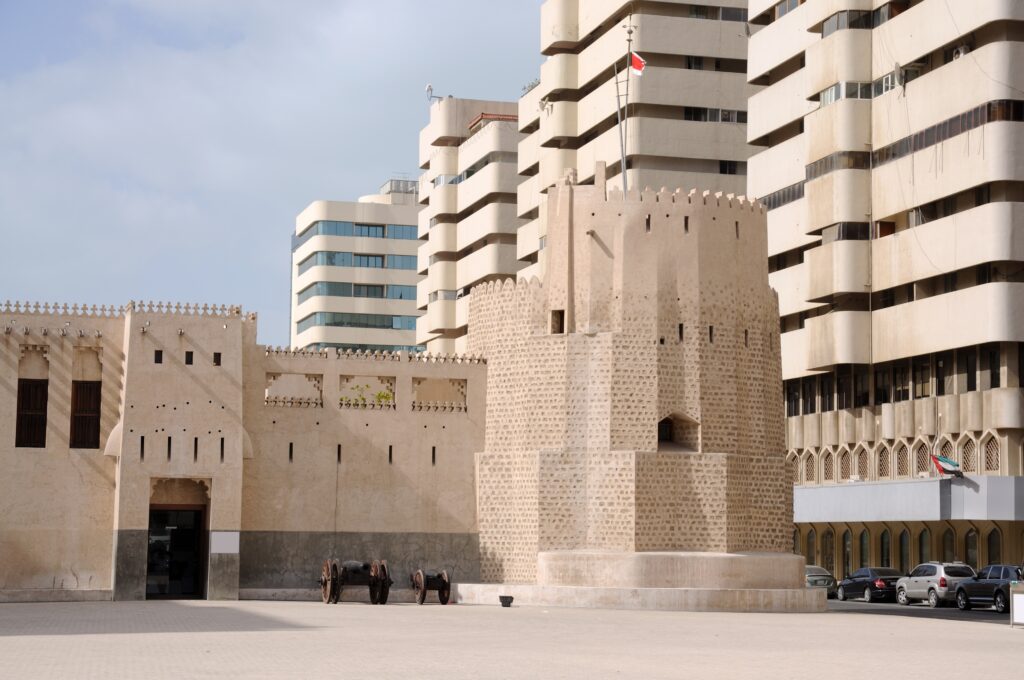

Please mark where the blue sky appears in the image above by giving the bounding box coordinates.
[0,0,542,346]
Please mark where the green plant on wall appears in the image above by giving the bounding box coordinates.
[339,383,393,407]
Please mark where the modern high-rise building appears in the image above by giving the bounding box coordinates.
[516,0,756,279]
[748,0,1024,577]
[416,97,524,354]
[291,179,423,352]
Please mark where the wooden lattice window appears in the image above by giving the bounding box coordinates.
[896,444,910,477]
[984,437,1000,473]
[839,450,851,480]
[940,439,954,463]
[877,447,891,478]
[791,456,799,484]
[962,439,977,473]
[823,452,835,481]
[857,450,868,480]
[914,444,930,476]
[803,455,816,483]
[15,379,49,448]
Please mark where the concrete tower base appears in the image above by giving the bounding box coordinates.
[454,551,824,612]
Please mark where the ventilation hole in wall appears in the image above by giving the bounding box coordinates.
[550,310,565,334]
[645,214,651,232]
[193,436,198,462]
[432,446,436,466]
[213,352,221,366]
[167,436,172,461]
[659,337,665,345]
[289,442,293,463]
[220,437,225,463]
[744,329,749,347]
[337,444,342,464]
[140,435,145,461]
[185,351,193,365]
[388,445,393,465]
[154,350,163,364]
[678,323,684,342]
[735,220,740,238]
[709,326,714,343]
[684,216,689,233]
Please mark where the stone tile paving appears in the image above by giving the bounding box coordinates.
[0,600,1021,679]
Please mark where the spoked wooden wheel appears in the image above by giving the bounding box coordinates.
[413,570,427,605]
[320,560,333,604]
[378,561,391,605]
[438,570,451,605]
[330,560,341,604]
[368,561,382,605]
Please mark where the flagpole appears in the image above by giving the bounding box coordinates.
[623,21,633,194]
[613,61,628,194]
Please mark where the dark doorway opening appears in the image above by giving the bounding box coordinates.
[147,505,206,599]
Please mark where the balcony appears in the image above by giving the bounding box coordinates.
[804,28,872,98]
[804,169,871,235]
[805,310,870,370]
[805,239,869,302]
[747,68,817,144]
[456,243,518,291]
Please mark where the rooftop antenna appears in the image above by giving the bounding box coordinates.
[425,83,442,104]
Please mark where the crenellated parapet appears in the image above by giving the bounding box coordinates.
[262,346,486,365]
[1,300,126,317]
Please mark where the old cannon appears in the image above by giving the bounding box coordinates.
[411,569,451,605]
[319,559,393,604]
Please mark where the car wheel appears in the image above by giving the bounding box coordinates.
[897,588,909,606]
[863,587,873,603]
[956,590,970,611]
[836,586,846,601]
[995,591,1008,614]
[928,590,940,608]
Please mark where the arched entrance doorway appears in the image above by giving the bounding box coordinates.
[147,478,210,599]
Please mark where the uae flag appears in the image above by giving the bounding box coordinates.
[630,52,647,76]
[931,454,963,478]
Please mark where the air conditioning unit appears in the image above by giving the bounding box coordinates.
[953,45,971,60]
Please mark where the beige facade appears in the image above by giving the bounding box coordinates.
[0,301,484,601]
[462,165,820,611]
[516,0,758,280]
[416,98,525,354]
[291,179,422,352]
[748,0,1024,573]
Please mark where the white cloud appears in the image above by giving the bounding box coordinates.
[0,0,541,345]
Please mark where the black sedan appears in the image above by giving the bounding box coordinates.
[955,564,1022,613]
[836,567,904,602]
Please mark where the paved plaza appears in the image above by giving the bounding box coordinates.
[1,599,1021,679]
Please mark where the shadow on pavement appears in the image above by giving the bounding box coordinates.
[827,599,1009,626]
[0,601,314,637]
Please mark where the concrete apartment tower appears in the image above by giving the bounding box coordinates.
[516,0,756,280]
[416,97,525,354]
[460,165,821,612]
[748,0,1024,576]
[291,180,423,352]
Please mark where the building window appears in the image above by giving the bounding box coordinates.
[15,379,48,448]
[185,351,194,366]
[893,362,909,402]
[719,160,739,175]
[965,529,979,569]
[154,350,163,364]
[918,529,931,563]
[805,529,816,565]
[942,529,955,562]
[880,529,891,568]
[913,357,930,398]
[802,377,816,415]
[859,530,869,568]
[935,352,951,396]
[874,367,891,405]
[70,381,101,449]
[822,529,835,575]
[550,310,565,334]
[984,344,1000,388]
[987,529,1002,564]
[899,530,910,574]
[853,366,869,407]
[785,381,800,417]
[842,530,853,578]
[958,348,977,392]
[213,352,222,367]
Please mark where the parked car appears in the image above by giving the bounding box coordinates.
[955,564,1022,613]
[836,567,904,602]
[805,565,837,598]
[896,562,976,608]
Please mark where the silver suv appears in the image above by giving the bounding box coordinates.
[896,562,977,608]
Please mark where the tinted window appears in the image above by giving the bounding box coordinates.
[944,566,975,577]
[806,567,829,576]
[922,565,937,576]
[977,566,992,579]
[872,568,903,577]
[851,569,868,579]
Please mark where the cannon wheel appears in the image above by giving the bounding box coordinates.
[378,561,391,605]
[368,561,382,605]
[320,560,333,604]
[413,569,427,605]
[330,560,341,604]
[438,570,451,605]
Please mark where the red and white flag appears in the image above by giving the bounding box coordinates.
[630,52,646,76]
